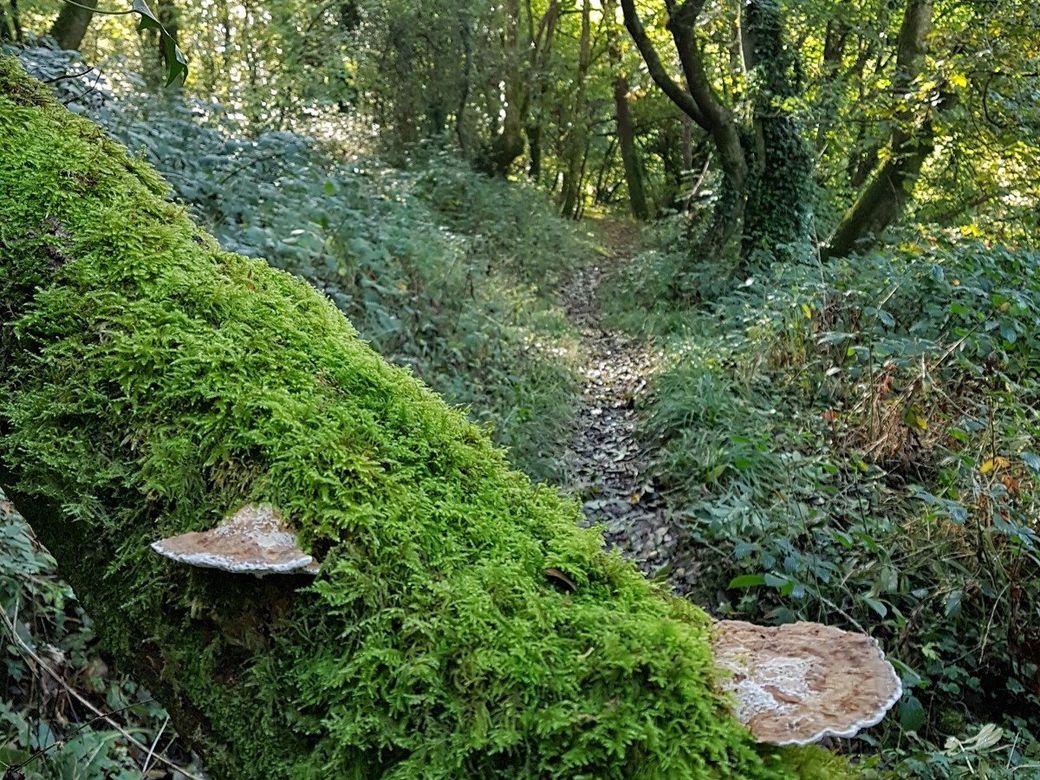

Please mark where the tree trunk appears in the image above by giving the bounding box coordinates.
[825,0,936,259]
[2,0,20,42]
[526,122,541,180]
[620,0,811,262]
[0,56,808,780]
[740,0,813,259]
[604,0,651,220]
[615,76,652,219]
[560,0,591,218]
[482,0,525,177]
[813,20,848,153]
[50,0,98,51]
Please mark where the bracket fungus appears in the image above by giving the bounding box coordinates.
[151,504,319,575]
[712,620,902,746]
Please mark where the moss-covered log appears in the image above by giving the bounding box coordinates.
[0,58,843,778]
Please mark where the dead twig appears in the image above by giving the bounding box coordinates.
[0,603,202,780]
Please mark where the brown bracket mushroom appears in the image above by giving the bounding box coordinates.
[711,620,902,746]
[150,504,319,575]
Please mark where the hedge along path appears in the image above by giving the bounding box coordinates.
[0,58,847,779]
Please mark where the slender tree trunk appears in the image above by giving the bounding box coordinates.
[483,0,525,176]
[593,137,618,203]
[49,0,98,50]
[604,0,650,220]
[814,20,848,153]
[613,77,651,219]
[455,11,472,153]
[526,122,541,179]
[6,0,21,42]
[825,0,936,258]
[560,0,591,217]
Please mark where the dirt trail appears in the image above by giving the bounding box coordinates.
[561,220,693,586]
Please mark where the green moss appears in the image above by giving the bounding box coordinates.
[0,56,846,778]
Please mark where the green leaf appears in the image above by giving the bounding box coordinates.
[131,0,188,85]
[1021,452,1040,474]
[863,596,888,618]
[131,0,161,27]
[764,573,787,588]
[899,695,926,732]
[728,574,766,589]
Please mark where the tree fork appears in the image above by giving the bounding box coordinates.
[0,58,841,779]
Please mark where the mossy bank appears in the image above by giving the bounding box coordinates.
[0,57,845,778]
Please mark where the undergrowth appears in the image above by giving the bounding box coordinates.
[603,221,1040,776]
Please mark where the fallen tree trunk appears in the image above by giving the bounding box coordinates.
[0,57,840,778]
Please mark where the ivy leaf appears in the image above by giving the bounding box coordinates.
[899,695,926,732]
[131,0,188,86]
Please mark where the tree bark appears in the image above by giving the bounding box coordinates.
[1,0,20,42]
[49,0,98,51]
[526,121,542,179]
[560,0,591,217]
[825,0,937,259]
[740,0,813,259]
[481,0,525,176]
[0,56,805,780]
[604,0,651,220]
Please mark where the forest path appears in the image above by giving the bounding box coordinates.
[560,219,694,590]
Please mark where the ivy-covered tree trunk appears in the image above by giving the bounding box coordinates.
[621,0,811,265]
[0,59,838,779]
[740,0,813,260]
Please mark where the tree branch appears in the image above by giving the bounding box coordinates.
[619,0,707,128]
[667,0,730,129]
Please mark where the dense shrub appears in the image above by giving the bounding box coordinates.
[605,235,1040,776]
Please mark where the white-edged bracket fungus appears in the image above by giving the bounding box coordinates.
[712,620,902,746]
[150,504,319,575]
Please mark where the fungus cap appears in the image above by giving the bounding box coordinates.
[712,620,902,746]
[151,504,319,575]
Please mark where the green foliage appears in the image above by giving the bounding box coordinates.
[605,233,1040,775]
[0,503,189,779]
[0,56,843,778]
